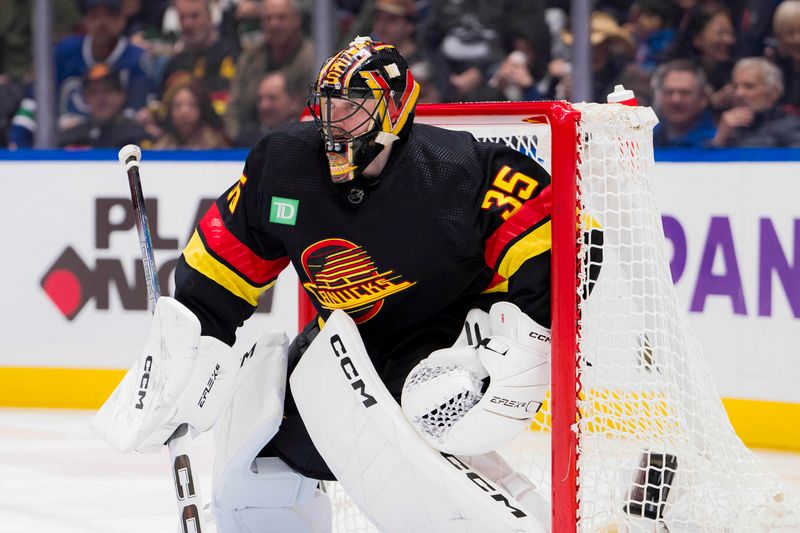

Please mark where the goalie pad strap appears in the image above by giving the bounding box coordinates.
[213,457,332,533]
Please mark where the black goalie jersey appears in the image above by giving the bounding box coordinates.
[174,120,552,390]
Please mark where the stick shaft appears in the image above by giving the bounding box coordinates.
[122,150,207,533]
[126,163,161,310]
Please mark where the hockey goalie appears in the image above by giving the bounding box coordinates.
[93,37,562,532]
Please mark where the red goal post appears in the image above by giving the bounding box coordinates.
[414,101,583,531]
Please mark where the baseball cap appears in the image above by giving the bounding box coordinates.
[562,12,635,53]
[84,64,123,91]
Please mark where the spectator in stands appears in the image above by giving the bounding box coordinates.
[9,0,154,148]
[711,57,800,147]
[153,75,229,148]
[1,0,81,147]
[672,0,699,30]
[235,71,299,147]
[121,0,174,83]
[420,0,550,103]
[224,0,314,140]
[767,0,800,114]
[337,0,376,49]
[370,0,419,63]
[628,0,677,72]
[555,11,649,104]
[731,0,780,59]
[489,50,543,101]
[61,0,154,121]
[160,0,238,117]
[409,59,442,103]
[338,1,441,103]
[652,59,716,147]
[667,3,736,111]
[341,0,436,102]
[58,64,149,147]
[221,0,263,50]
[342,0,420,57]
[122,0,170,39]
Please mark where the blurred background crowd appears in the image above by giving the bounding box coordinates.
[0,0,798,150]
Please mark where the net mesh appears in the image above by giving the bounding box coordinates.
[573,102,800,531]
[323,102,800,532]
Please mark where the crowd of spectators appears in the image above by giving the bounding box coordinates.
[1,0,799,149]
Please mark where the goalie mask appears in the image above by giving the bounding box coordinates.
[309,37,420,184]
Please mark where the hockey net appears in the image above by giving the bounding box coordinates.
[311,101,800,532]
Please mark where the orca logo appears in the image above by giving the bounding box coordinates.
[301,238,415,324]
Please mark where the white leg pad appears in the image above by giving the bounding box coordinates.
[214,456,332,533]
[213,331,289,482]
[290,310,550,533]
[211,331,331,533]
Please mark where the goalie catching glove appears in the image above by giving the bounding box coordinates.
[91,297,241,453]
[402,302,550,456]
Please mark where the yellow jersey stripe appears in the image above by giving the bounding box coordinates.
[183,230,275,306]
[495,221,552,280]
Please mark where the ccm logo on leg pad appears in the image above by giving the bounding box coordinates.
[330,334,377,408]
[135,355,153,409]
[441,453,528,519]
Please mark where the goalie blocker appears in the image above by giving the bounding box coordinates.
[91,297,241,453]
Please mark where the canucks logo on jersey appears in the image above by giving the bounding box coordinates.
[301,238,416,323]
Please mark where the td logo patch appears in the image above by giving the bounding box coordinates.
[269,196,299,225]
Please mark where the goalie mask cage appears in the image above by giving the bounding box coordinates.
[298,101,800,532]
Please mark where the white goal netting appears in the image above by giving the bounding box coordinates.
[325,102,800,532]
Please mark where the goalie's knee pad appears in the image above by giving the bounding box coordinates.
[212,456,332,533]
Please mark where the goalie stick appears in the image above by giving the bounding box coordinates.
[118,144,207,533]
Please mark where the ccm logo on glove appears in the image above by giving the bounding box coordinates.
[529,332,550,343]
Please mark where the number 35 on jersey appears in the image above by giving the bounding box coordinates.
[481,165,540,221]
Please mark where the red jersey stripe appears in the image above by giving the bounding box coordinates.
[200,203,289,285]
[484,185,552,269]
